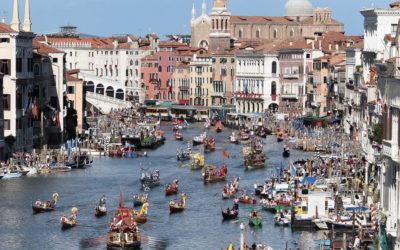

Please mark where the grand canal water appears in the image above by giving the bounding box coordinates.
[0,123,323,250]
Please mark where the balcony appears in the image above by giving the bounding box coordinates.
[283,72,299,79]
[383,140,399,162]
[179,86,189,91]
[211,92,224,97]
[311,102,319,108]
[281,93,298,99]
[234,92,263,100]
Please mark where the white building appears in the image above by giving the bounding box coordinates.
[0,0,37,152]
[234,44,280,114]
[360,2,400,83]
[42,29,158,104]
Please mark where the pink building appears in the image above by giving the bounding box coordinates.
[141,54,159,100]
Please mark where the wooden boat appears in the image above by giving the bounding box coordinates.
[107,193,141,249]
[216,121,223,133]
[140,169,160,188]
[202,165,228,183]
[274,216,290,226]
[229,132,239,144]
[61,207,78,229]
[174,131,183,141]
[193,132,206,146]
[176,148,191,161]
[32,192,58,213]
[244,153,266,170]
[133,194,148,207]
[248,211,262,227]
[134,213,147,224]
[94,196,107,217]
[239,196,257,205]
[222,178,240,199]
[203,137,216,152]
[240,132,250,141]
[204,120,211,129]
[222,208,239,220]
[169,193,186,214]
[191,153,205,170]
[165,180,178,196]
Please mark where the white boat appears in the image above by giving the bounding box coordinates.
[3,170,22,179]
[23,166,38,176]
[229,132,239,144]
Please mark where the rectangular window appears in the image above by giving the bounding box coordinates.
[16,58,22,73]
[4,119,10,130]
[0,38,10,43]
[0,59,11,75]
[16,93,22,109]
[67,86,75,94]
[3,94,10,110]
[52,58,58,63]
[28,58,33,72]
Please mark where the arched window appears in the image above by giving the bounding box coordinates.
[290,29,294,37]
[256,29,260,38]
[212,19,215,30]
[135,60,139,66]
[225,19,228,30]
[239,29,243,38]
[272,61,277,74]
[130,60,133,66]
[273,29,277,39]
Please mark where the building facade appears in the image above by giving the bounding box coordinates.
[189,54,213,106]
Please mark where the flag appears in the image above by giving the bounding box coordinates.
[290,161,297,177]
[223,150,230,158]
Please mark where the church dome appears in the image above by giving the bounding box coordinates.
[284,0,313,17]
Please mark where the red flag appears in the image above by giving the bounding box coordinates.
[223,150,230,158]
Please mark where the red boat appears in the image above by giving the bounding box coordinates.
[203,165,228,183]
[165,180,179,196]
[169,193,186,214]
[174,131,183,141]
[204,137,216,152]
[107,192,141,249]
[239,193,257,204]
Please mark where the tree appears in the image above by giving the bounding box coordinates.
[372,122,383,144]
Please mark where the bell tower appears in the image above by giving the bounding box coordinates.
[209,0,231,52]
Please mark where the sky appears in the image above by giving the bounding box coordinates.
[0,0,395,38]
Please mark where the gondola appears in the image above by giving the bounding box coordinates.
[165,180,178,196]
[176,148,191,161]
[61,207,78,230]
[140,169,160,188]
[61,216,77,229]
[248,211,262,227]
[193,132,206,146]
[283,144,290,158]
[239,197,256,205]
[222,208,239,220]
[169,193,186,214]
[32,192,58,213]
[202,165,228,183]
[274,216,290,227]
[229,132,239,144]
[134,213,148,224]
[133,194,148,207]
[94,196,107,217]
[203,137,216,152]
[174,131,183,141]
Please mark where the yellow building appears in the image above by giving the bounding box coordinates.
[189,54,213,106]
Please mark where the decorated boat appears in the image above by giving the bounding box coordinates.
[222,203,239,220]
[229,132,239,144]
[134,202,149,224]
[260,199,292,213]
[140,169,160,188]
[176,147,191,161]
[108,144,124,157]
[204,119,211,129]
[32,192,59,213]
[283,144,290,158]
[174,131,183,141]
[203,137,216,152]
[193,132,206,146]
[274,211,291,227]
[248,210,262,227]
[61,207,78,229]
[238,193,257,205]
[107,193,141,249]
[202,165,228,183]
[244,153,266,170]
[222,178,240,199]
[95,195,107,217]
[216,120,223,133]
[240,132,250,142]
[165,179,179,196]
[191,153,205,170]
[133,194,148,207]
[169,193,186,213]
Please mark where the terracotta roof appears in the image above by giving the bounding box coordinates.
[142,54,158,61]
[300,17,343,26]
[0,23,17,33]
[32,40,64,55]
[127,34,139,41]
[348,40,364,49]
[278,37,313,50]
[159,41,187,48]
[231,16,296,24]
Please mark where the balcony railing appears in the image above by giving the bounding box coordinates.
[383,140,399,161]
[283,73,299,79]
[234,92,263,100]
[211,92,224,97]
[281,93,298,99]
